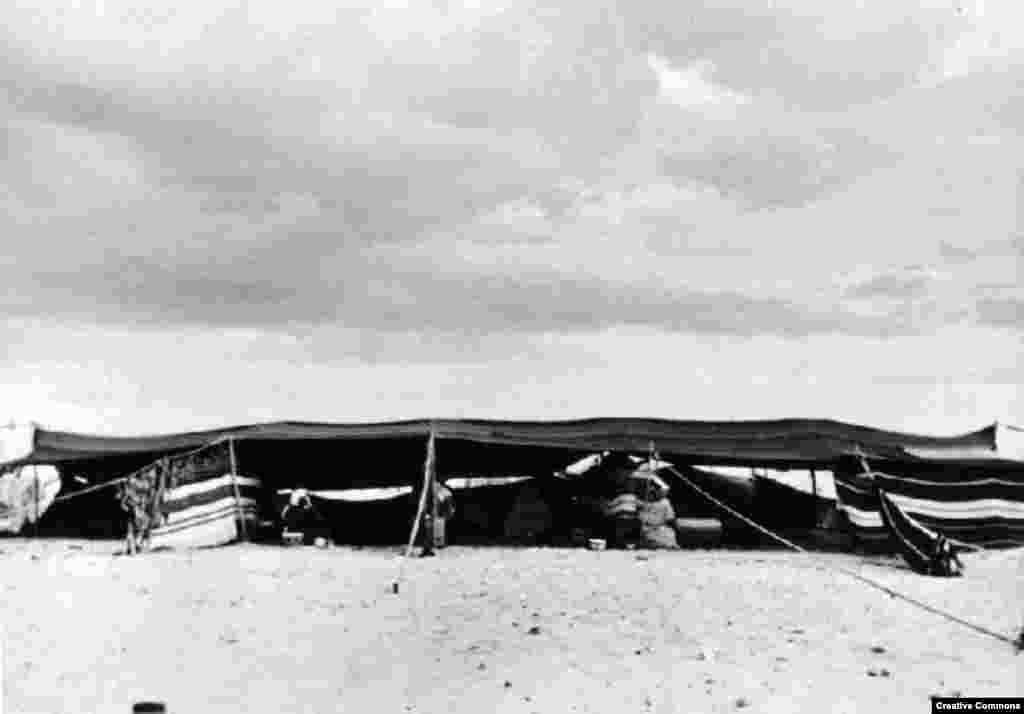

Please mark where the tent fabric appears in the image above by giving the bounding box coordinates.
[121,441,263,551]
[833,464,1024,549]
[994,423,1024,461]
[503,483,554,542]
[0,465,61,534]
[9,417,1023,554]
[8,418,1019,474]
[877,489,962,576]
[673,518,723,547]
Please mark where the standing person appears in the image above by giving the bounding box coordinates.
[435,482,455,548]
[418,481,456,553]
[120,461,166,555]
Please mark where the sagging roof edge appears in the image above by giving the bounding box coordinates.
[4,417,1020,469]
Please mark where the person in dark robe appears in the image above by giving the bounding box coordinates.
[416,482,456,553]
[929,535,964,577]
[435,482,456,547]
[281,485,330,544]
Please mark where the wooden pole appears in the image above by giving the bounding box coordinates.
[227,439,249,543]
[422,431,437,557]
[810,468,819,527]
[33,465,39,538]
[402,431,434,560]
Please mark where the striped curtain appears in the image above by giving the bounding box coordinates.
[122,441,263,551]
[834,461,1024,551]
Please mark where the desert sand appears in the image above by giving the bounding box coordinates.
[1,540,1020,714]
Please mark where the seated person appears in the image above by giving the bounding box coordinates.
[281,486,330,544]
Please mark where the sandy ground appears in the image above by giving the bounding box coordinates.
[0,540,1020,714]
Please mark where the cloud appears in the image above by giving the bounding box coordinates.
[4,69,563,241]
[845,271,932,300]
[647,54,750,115]
[624,0,973,108]
[0,242,894,339]
[976,298,1024,329]
[0,0,1021,385]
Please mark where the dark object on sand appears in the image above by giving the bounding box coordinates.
[878,490,964,577]
[132,703,166,713]
[673,517,723,548]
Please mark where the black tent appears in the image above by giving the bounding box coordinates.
[3,418,1021,551]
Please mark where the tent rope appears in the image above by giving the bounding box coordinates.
[52,475,126,503]
[659,461,1018,649]
[48,438,233,506]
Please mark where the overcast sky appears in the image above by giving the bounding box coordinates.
[1,0,1021,436]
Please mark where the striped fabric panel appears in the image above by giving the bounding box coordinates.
[166,444,232,488]
[162,473,260,501]
[150,471,263,549]
[149,509,239,550]
[878,490,943,574]
[162,494,258,526]
[834,466,1024,548]
[150,500,260,548]
[873,472,1024,501]
[163,475,261,511]
[840,504,885,530]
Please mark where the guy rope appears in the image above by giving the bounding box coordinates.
[653,448,1019,650]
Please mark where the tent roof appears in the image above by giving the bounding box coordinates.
[6,418,1019,472]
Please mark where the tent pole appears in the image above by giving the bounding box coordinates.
[402,430,435,559]
[422,430,437,557]
[33,465,39,538]
[810,468,818,527]
[228,439,249,543]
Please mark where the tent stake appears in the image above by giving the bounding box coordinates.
[227,439,248,543]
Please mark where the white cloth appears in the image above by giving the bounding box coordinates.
[289,489,312,508]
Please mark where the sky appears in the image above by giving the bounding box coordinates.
[1,0,1021,436]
